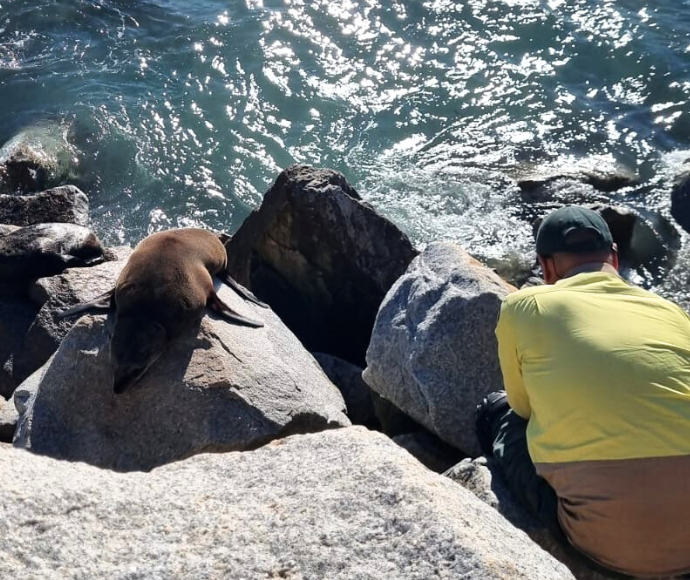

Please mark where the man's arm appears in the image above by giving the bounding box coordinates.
[495,300,531,420]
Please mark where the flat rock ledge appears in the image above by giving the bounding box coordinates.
[0,427,574,580]
[14,282,350,471]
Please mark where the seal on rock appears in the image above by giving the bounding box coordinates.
[61,228,267,394]
[0,222,106,281]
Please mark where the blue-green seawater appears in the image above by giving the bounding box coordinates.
[1,0,690,282]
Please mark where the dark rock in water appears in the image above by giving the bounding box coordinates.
[532,204,680,286]
[516,158,638,198]
[0,223,106,285]
[363,242,515,457]
[514,158,638,226]
[0,185,89,227]
[446,458,619,580]
[0,123,77,195]
[11,247,131,387]
[480,251,536,289]
[0,299,40,399]
[225,164,418,366]
[312,353,379,428]
[14,282,350,472]
[670,166,690,234]
[393,431,465,473]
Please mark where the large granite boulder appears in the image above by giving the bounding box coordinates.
[11,246,131,385]
[0,185,89,227]
[14,281,350,471]
[225,164,418,366]
[446,458,632,580]
[363,242,515,456]
[1,428,575,580]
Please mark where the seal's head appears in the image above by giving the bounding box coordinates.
[110,315,168,394]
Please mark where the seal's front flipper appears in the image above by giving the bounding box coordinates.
[217,271,269,309]
[58,289,115,319]
[60,254,106,268]
[208,291,264,328]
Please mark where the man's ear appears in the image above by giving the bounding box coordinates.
[538,255,558,284]
[610,243,619,270]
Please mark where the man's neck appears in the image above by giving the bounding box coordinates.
[560,262,619,279]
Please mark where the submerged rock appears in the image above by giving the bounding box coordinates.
[225,164,418,366]
[363,242,514,456]
[516,156,638,200]
[14,281,350,471]
[0,122,78,195]
[1,428,574,580]
[0,185,89,227]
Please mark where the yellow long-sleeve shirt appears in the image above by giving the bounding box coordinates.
[495,270,690,577]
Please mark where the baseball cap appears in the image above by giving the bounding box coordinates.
[536,206,614,256]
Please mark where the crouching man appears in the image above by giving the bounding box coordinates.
[476,206,690,578]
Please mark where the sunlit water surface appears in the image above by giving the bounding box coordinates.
[1,0,690,298]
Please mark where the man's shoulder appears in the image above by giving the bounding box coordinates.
[502,283,557,307]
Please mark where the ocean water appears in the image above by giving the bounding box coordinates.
[1,0,690,280]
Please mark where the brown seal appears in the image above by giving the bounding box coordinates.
[61,228,267,393]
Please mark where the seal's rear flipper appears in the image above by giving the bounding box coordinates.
[58,289,115,319]
[217,271,269,308]
[208,292,264,328]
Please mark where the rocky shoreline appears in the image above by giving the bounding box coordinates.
[2,127,690,579]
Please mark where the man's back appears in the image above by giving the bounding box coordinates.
[496,270,690,576]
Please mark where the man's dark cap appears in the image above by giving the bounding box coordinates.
[536,206,614,256]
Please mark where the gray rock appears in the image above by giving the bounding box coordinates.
[225,164,418,366]
[0,395,18,442]
[11,247,131,385]
[0,298,39,398]
[313,352,378,427]
[444,458,671,580]
[14,281,350,471]
[363,242,515,456]
[0,123,77,195]
[1,427,574,580]
[0,185,89,227]
[0,224,20,236]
